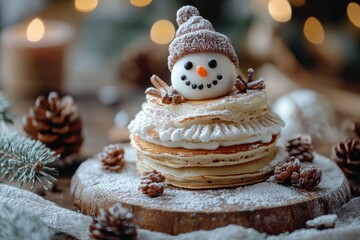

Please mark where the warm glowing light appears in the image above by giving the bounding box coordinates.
[27,18,45,42]
[347,2,360,28]
[150,20,175,45]
[268,0,292,22]
[130,0,152,7]
[75,0,98,12]
[303,17,325,44]
[289,0,305,7]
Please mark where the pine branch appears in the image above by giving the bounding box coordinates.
[0,125,59,189]
[0,92,13,124]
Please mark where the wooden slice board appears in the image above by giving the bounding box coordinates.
[71,148,350,235]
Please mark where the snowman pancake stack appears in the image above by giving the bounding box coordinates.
[129,5,286,189]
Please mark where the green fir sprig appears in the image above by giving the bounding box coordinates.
[0,92,13,124]
[0,125,59,189]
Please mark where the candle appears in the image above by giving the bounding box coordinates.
[0,18,73,99]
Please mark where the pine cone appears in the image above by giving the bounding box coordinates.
[99,144,125,172]
[292,166,322,189]
[139,170,166,197]
[285,134,314,162]
[331,137,360,180]
[23,92,83,158]
[89,203,137,240]
[274,157,301,185]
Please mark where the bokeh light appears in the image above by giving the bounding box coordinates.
[130,0,152,7]
[347,2,360,28]
[268,0,292,23]
[150,20,175,45]
[75,0,99,13]
[27,18,45,42]
[303,17,325,44]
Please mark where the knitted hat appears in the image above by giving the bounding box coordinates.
[168,5,239,71]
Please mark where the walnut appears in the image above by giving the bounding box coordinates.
[274,157,301,185]
[292,166,322,189]
[139,170,166,197]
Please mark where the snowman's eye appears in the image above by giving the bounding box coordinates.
[208,59,217,68]
[184,61,193,70]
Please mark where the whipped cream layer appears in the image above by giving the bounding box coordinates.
[129,110,284,150]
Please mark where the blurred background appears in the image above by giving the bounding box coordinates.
[0,0,359,155]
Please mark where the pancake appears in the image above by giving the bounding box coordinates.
[130,134,279,167]
[143,89,269,126]
[136,147,287,189]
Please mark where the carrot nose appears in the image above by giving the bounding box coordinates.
[196,65,208,78]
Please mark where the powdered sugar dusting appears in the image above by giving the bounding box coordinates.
[168,5,238,70]
[73,153,346,213]
[306,214,337,229]
[175,16,214,38]
[176,5,200,25]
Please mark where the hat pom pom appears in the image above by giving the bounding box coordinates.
[176,5,200,26]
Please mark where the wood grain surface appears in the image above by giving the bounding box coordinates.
[71,153,351,235]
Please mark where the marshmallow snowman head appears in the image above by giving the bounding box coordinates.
[171,53,236,100]
[168,5,239,100]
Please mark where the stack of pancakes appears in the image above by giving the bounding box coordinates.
[128,89,286,189]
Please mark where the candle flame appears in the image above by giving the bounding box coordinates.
[75,0,98,12]
[27,18,45,42]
